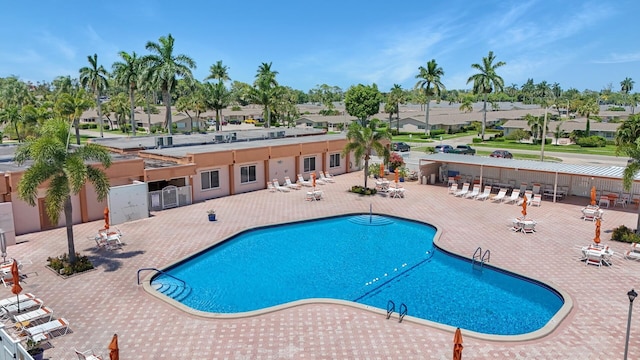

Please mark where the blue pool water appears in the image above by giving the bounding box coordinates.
[152,214,564,335]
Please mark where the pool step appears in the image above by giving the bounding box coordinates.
[152,281,191,301]
[348,215,394,226]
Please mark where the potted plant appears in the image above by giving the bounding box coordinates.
[388,152,405,172]
[207,209,216,222]
[26,339,44,360]
[398,167,408,182]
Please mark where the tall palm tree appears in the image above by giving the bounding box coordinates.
[0,105,22,142]
[15,118,112,265]
[252,62,279,128]
[143,34,196,135]
[387,84,405,133]
[577,98,599,136]
[206,82,231,131]
[112,51,140,136]
[205,60,231,131]
[467,51,506,141]
[415,59,445,136]
[342,119,391,189]
[621,77,635,109]
[79,53,109,138]
[616,114,640,232]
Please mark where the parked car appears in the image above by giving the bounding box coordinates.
[434,144,454,153]
[392,142,411,152]
[490,150,513,159]
[449,145,476,155]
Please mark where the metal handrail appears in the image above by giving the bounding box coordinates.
[482,249,491,264]
[399,303,408,323]
[386,300,395,320]
[137,267,185,288]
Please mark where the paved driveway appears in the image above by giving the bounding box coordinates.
[9,172,640,359]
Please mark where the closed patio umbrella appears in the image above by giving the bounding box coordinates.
[109,333,119,360]
[590,186,596,206]
[104,207,110,230]
[395,168,399,185]
[311,173,316,188]
[379,163,385,178]
[521,195,528,218]
[594,218,601,244]
[11,259,22,313]
[453,327,463,360]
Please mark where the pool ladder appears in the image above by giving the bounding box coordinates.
[386,300,408,323]
[472,247,491,271]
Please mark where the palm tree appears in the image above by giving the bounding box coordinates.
[577,99,599,136]
[615,114,640,232]
[205,60,231,131]
[467,51,506,141]
[0,105,23,142]
[252,62,279,128]
[206,82,231,131]
[621,77,634,109]
[415,59,445,136]
[143,34,196,135]
[342,119,391,189]
[79,53,109,138]
[15,118,112,265]
[55,90,93,145]
[387,84,405,133]
[112,51,140,136]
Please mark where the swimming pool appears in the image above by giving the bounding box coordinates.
[150,214,566,337]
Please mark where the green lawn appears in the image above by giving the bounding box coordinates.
[472,141,619,156]
[392,131,477,143]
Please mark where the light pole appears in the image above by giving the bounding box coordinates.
[624,288,638,360]
[540,105,554,162]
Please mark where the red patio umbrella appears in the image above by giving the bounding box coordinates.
[594,217,601,244]
[104,207,110,230]
[109,333,119,360]
[521,195,528,218]
[311,173,316,188]
[453,327,463,360]
[394,168,399,184]
[379,163,385,178]
[590,186,596,206]
[11,259,22,313]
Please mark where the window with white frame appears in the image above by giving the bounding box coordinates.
[240,165,257,183]
[201,170,220,190]
[329,153,341,168]
[303,157,316,172]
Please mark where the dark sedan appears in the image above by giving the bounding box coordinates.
[392,142,411,152]
[490,150,514,159]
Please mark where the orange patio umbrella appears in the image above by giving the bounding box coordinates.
[590,186,596,206]
[109,333,119,360]
[104,207,110,230]
[311,173,316,188]
[379,163,385,178]
[594,217,601,244]
[11,259,22,313]
[394,168,399,184]
[521,195,528,218]
[453,327,463,360]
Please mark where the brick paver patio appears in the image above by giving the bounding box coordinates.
[9,172,640,359]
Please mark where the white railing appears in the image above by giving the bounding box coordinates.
[149,185,192,211]
[0,324,33,360]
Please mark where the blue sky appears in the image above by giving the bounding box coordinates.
[1,0,639,94]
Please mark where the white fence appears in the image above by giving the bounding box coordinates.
[148,185,192,212]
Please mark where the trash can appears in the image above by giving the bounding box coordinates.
[430,174,436,185]
[422,176,427,185]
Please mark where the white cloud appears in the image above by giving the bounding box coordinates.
[38,31,76,60]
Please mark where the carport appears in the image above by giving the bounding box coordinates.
[419,153,640,203]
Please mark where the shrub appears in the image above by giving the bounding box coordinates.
[425,146,435,153]
[47,253,94,275]
[388,152,405,170]
[368,163,381,177]
[471,137,482,143]
[576,136,606,148]
[350,185,377,195]
[430,129,446,137]
[611,225,640,243]
[608,106,625,111]
[231,106,242,111]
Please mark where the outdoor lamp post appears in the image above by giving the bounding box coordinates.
[624,288,638,360]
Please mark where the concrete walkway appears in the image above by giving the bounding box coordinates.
[8,172,640,359]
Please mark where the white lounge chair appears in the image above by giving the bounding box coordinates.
[532,183,541,194]
[504,189,521,204]
[272,179,291,192]
[319,171,335,183]
[465,184,481,199]
[517,191,533,206]
[1,298,44,318]
[476,186,492,201]
[267,181,276,192]
[454,183,470,197]
[14,306,53,330]
[25,317,69,342]
[625,250,640,261]
[448,183,458,195]
[297,174,312,187]
[284,176,301,190]
[531,194,542,207]
[313,174,326,185]
[492,188,508,202]
[0,293,34,308]
[74,348,103,360]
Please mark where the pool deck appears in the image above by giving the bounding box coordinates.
[10,171,640,359]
